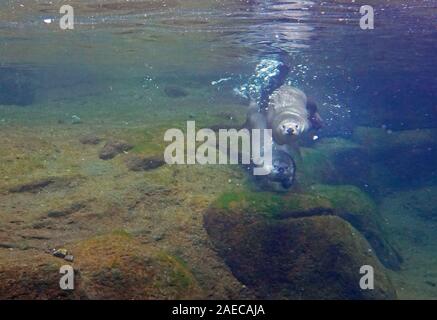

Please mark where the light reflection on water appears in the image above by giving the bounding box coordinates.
[0,0,436,131]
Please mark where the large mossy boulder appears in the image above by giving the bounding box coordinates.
[70,232,202,299]
[0,250,77,299]
[204,195,397,299]
[211,188,401,270]
[0,232,202,299]
[308,184,402,270]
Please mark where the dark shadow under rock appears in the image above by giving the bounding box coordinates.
[124,155,165,172]
[99,140,133,160]
[163,85,188,98]
[47,202,86,218]
[8,178,55,193]
[8,176,82,194]
[204,205,397,300]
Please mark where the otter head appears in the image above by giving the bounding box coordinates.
[269,151,295,189]
[279,119,304,137]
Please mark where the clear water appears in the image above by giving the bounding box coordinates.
[1,0,437,299]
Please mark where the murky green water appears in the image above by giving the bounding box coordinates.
[1,0,437,299]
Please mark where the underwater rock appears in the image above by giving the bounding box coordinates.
[351,127,437,191]
[164,85,188,98]
[297,138,363,187]
[204,200,397,299]
[308,184,403,270]
[353,126,437,155]
[206,189,402,271]
[79,134,101,145]
[0,250,82,299]
[69,232,201,299]
[209,191,333,220]
[99,140,133,160]
[47,202,86,218]
[298,135,436,195]
[0,232,202,299]
[7,176,83,194]
[124,155,165,172]
[8,178,55,193]
[0,243,18,249]
[64,255,74,262]
[383,186,437,221]
[52,248,68,258]
[71,115,81,124]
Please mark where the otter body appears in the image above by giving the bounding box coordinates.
[245,101,296,190]
[241,60,322,190]
[266,85,314,145]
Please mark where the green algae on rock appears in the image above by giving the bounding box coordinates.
[213,190,333,219]
[204,204,397,299]
[308,184,403,270]
[99,140,134,160]
[353,126,437,155]
[0,232,203,299]
[210,188,402,270]
[124,155,166,172]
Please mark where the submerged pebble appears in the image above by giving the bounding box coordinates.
[71,115,81,124]
[124,155,165,171]
[79,134,102,145]
[52,248,68,258]
[64,255,74,262]
[99,140,133,160]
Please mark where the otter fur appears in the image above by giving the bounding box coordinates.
[266,85,322,145]
[245,101,296,189]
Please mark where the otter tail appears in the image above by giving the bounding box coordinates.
[237,54,290,112]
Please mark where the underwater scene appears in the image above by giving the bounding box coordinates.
[0,0,436,300]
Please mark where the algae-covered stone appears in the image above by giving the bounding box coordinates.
[308,184,402,270]
[70,232,202,299]
[213,190,333,219]
[353,126,437,155]
[0,232,202,299]
[381,186,437,221]
[297,137,373,188]
[79,134,102,145]
[298,133,436,195]
[0,249,82,299]
[211,188,402,270]
[99,140,133,160]
[124,155,165,172]
[204,205,397,299]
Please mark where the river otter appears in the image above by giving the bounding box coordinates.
[266,85,322,145]
[245,101,296,189]
[257,145,295,189]
[241,59,322,189]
